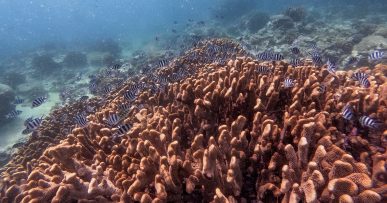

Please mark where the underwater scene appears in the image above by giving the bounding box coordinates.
[0,0,386,202]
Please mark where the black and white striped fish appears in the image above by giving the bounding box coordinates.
[25,117,43,131]
[290,58,302,67]
[32,96,47,108]
[351,72,370,88]
[106,113,120,127]
[358,76,370,88]
[103,86,113,94]
[169,73,183,82]
[14,97,24,105]
[359,116,382,129]
[311,54,323,66]
[24,117,33,126]
[118,103,131,112]
[257,51,273,61]
[5,110,22,119]
[255,66,272,74]
[113,123,132,137]
[110,64,122,70]
[123,90,137,101]
[74,114,88,128]
[368,50,384,61]
[326,59,337,75]
[341,104,355,120]
[284,78,295,88]
[271,53,284,61]
[158,59,168,68]
[351,72,368,81]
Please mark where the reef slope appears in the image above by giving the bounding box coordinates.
[0,39,386,203]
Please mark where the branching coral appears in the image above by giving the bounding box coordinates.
[0,39,386,202]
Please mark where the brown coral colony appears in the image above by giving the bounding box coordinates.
[0,39,386,202]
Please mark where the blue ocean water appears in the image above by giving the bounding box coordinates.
[0,0,386,162]
[0,0,384,58]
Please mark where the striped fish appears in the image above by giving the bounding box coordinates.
[169,73,183,82]
[113,123,132,137]
[284,78,294,88]
[359,116,382,129]
[5,110,22,119]
[123,90,137,101]
[255,66,272,74]
[103,86,113,94]
[290,58,302,67]
[24,117,33,126]
[311,55,323,66]
[257,51,273,61]
[14,97,24,105]
[25,117,43,131]
[118,103,131,112]
[326,59,337,75]
[110,64,122,70]
[158,59,168,68]
[106,113,120,127]
[342,104,355,120]
[351,72,370,88]
[351,72,368,81]
[368,50,384,61]
[358,76,370,88]
[32,96,47,108]
[271,53,284,61]
[74,114,88,128]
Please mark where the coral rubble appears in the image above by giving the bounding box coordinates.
[0,39,386,202]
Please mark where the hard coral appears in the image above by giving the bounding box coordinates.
[0,39,386,203]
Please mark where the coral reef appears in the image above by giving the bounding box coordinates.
[0,97,103,174]
[238,6,386,67]
[62,51,88,68]
[0,39,386,202]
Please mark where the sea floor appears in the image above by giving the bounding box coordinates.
[1,91,60,150]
